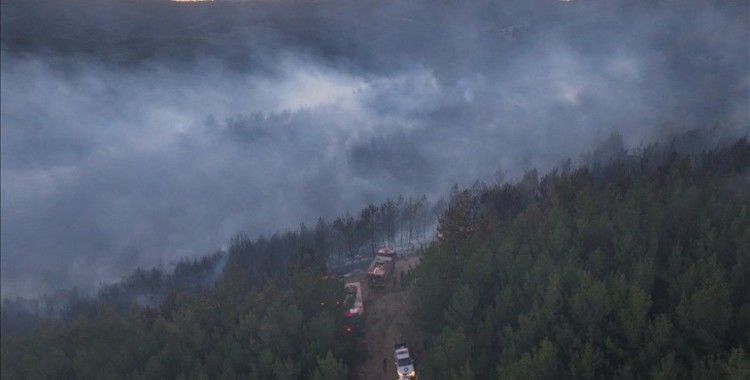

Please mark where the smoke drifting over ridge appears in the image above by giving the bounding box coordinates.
[1,0,748,297]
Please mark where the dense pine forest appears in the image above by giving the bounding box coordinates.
[0,195,433,379]
[412,137,750,379]
[2,135,749,379]
[2,0,748,378]
[1,239,352,379]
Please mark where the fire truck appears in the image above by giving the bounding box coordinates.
[343,282,365,335]
[366,247,396,287]
[344,282,364,318]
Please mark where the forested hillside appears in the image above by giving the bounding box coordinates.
[2,136,749,379]
[0,195,433,379]
[2,0,748,377]
[1,239,353,379]
[412,138,750,379]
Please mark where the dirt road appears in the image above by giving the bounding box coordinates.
[356,255,420,380]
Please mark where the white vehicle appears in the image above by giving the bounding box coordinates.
[394,343,416,379]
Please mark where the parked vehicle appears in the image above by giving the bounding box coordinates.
[343,282,365,336]
[366,255,394,287]
[394,343,416,379]
[366,247,396,287]
[344,282,364,318]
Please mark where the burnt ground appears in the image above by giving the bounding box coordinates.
[354,255,421,380]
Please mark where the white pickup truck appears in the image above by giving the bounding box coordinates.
[394,343,416,379]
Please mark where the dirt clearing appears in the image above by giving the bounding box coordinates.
[355,256,420,380]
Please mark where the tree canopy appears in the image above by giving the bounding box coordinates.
[411,138,750,379]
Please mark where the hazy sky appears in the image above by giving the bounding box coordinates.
[1,0,748,297]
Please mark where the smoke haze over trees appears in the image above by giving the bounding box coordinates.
[3,133,748,379]
[1,0,748,298]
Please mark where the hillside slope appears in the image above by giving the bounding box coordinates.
[411,138,750,379]
[2,137,748,379]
